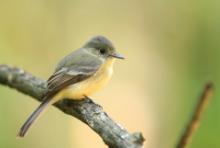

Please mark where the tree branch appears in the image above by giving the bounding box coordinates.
[176,83,214,148]
[0,64,145,148]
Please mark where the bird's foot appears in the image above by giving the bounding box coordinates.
[83,95,95,103]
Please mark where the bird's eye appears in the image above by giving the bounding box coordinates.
[99,48,106,54]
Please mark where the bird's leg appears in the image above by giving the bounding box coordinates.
[84,95,91,99]
[83,95,95,103]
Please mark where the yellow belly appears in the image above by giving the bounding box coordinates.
[53,58,115,101]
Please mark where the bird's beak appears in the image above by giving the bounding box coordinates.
[109,52,125,59]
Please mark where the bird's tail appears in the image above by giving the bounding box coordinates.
[17,97,53,137]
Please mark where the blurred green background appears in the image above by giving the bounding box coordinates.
[0,0,220,148]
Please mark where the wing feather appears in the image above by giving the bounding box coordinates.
[43,48,102,99]
[44,65,100,99]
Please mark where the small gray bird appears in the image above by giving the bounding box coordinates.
[18,35,124,137]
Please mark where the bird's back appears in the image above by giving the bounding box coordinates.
[55,48,102,72]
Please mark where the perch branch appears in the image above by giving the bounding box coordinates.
[176,83,214,148]
[0,64,144,148]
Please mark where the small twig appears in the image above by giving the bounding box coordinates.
[0,65,145,148]
[176,83,214,148]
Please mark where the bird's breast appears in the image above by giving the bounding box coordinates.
[54,58,115,100]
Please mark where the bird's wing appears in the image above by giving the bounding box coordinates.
[44,64,100,99]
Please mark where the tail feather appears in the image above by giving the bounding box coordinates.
[17,98,52,137]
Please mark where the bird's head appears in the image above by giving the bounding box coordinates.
[83,36,124,60]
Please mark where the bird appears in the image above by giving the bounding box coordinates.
[17,35,124,137]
